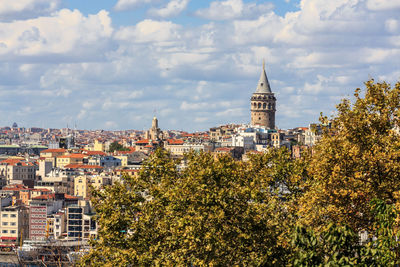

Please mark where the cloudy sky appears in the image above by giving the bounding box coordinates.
[0,0,399,131]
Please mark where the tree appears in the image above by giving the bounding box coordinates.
[80,148,306,266]
[298,80,400,231]
[108,141,129,152]
[291,199,400,266]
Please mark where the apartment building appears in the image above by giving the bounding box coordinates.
[0,205,29,246]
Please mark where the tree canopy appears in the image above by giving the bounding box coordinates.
[80,148,307,266]
[108,141,130,152]
[81,79,400,266]
[298,80,400,231]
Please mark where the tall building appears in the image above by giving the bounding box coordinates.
[250,61,276,129]
[145,116,162,140]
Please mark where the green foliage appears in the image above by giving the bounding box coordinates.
[291,199,400,266]
[80,79,400,266]
[299,80,400,231]
[108,141,129,152]
[292,223,361,266]
[80,148,305,266]
[360,199,400,266]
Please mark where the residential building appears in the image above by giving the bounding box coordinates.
[0,159,36,185]
[67,204,96,240]
[29,196,63,240]
[56,154,87,169]
[0,205,29,246]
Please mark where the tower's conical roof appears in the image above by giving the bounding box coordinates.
[255,60,272,94]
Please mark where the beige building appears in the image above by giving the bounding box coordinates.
[164,142,206,157]
[57,154,86,169]
[0,159,36,185]
[0,205,29,246]
[250,61,276,129]
[39,148,67,168]
[113,155,128,166]
[46,211,66,239]
[93,140,105,152]
[74,175,112,199]
[145,117,162,140]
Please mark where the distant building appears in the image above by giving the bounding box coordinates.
[145,117,163,141]
[250,61,276,129]
[0,159,36,186]
[29,196,63,240]
[0,205,29,246]
[66,204,96,240]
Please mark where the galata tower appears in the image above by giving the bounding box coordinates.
[250,61,276,129]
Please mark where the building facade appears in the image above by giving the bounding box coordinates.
[250,61,276,129]
[0,205,29,246]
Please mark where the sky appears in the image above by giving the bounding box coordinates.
[0,0,399,132]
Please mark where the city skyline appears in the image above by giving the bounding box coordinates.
[0,0,399,131]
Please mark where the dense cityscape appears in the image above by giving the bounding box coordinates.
[0,64,325,264]
[1,0,399,265]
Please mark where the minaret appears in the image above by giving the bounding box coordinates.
[250,60,276,129]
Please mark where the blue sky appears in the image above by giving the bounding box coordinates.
[0,0,399,131]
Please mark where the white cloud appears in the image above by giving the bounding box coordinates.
[114,19,181,43]
[366,0,400,11]
[385,19,399,33]
[0,9,113,59]
[114,0,159,11]
[0,0,60,21]
[195,0,273,21]
[148,0,189,18]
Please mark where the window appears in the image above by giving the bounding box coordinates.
[2,214,8,218]
[10,230,16,234]
[10,214,16,218]
[2,230,7,233]
[2,222,8,226]
[11,222,16,226]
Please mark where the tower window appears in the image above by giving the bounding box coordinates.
[260,83,263,86]
[263,103,266,109]
[258,103,261,108]
[259,117,261,120]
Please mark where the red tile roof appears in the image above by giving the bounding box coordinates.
[32,193,56,200]
[81,150,107,156]
[136,139,149,144]
[0,159,34,166]
[167,139,184,145]
[64,194,79,200]
[58,154,86,159]
[64,164,103,169]
[2,184,28,191]
[41,148,67,153]
[31,188,51,192]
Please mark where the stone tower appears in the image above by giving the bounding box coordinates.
[146,116,162,140]
[250,61,276,129]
